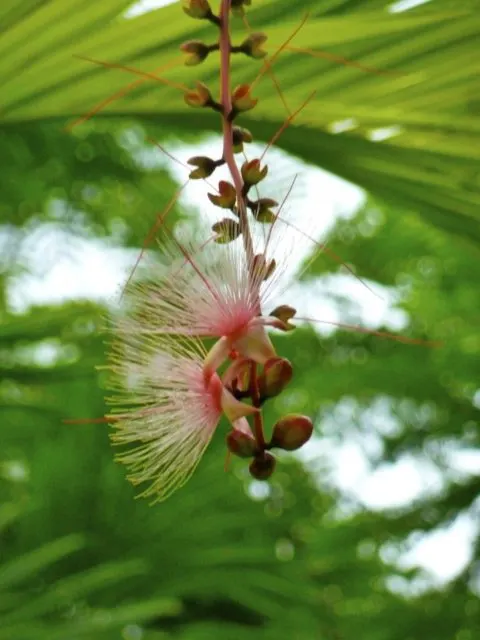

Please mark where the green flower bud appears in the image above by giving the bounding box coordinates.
[269,305,297,331]
[231,0,252,15]
[250,254,275,282]
[212,218,241,244]
[232,84,258,113]
[232,126,253,153]
[270,415,313,451]
[259,357,293,399]
[240,32,268,59]
[180,40,210,66]
[226,430,258,458]
[250,197,278,223]
[249,452,276,480]
[184,82,213,108]
[241,159,268,186]
[182,0,211,19]
[264,258,276,280]
[208,181,237,209]
[187,155,217,179]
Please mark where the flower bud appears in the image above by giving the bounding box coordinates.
[269,305,296,331]
[259,357,293,399]
[184,82,213,108]
[250,254,275,282]
[232,84,258,113]
[208,181,237,209]
[270,415,313,451]
[182,0,211,19]
[249,452,276,480]
[231,0,252,15]
[180,40,210,66]
[226,430,258,458]
[241,159,268,186]
[264,258,276,280]
[232,126,253,153]
[187,156,218,180]
[240,32,268,59]
[251,197,277,223]
[212,218,241,244]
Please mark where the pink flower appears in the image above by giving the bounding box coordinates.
[106,328,256,502]
[120,226,287,372]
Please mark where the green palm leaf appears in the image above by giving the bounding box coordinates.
[1,0,479,241]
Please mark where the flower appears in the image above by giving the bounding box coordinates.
[106,329,255,502]
[119,186,348,376]
[120,223,291,371]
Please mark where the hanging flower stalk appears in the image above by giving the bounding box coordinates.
[106,0,306,499]
[106,0,434,502]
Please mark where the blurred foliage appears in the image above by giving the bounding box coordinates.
[1,0,479,639]
[2,0,480,240]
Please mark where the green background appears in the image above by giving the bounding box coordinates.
[1,1,479,638]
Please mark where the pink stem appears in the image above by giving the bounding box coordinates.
[219,0,254,265]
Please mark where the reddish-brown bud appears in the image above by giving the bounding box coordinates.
[184,82,213,108]
[232,126,253,153]
[208,181,237,209]
[270,415,313,451]
[226,430,258,458]
[249,452,276,480]
[250,197,278,223]
[180,40,210,66]
[270,305,297,331]
[240,32,268,59]
[182,0,211,19]
[232,84,258,113]
[212,218,241,244]
[187,155,217,179]
[241,159,268,186]
[259,357,293,399]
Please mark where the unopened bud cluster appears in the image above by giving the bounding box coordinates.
[207,153,273,249]
[180,1,278,254]
[225,356,314,480]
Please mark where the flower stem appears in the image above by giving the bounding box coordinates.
[219,0,254,266]
[249,362,266,449]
